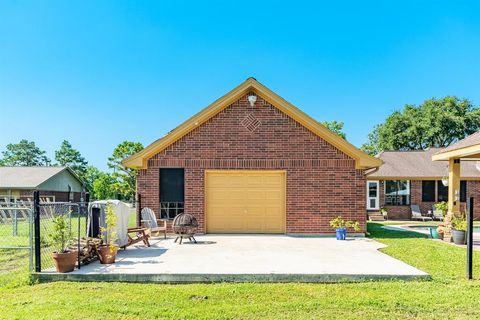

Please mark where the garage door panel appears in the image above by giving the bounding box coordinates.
[206,171,285,234]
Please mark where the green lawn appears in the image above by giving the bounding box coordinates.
[1,222,480,319]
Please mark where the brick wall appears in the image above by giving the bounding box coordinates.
[373,180,480,220]
[137,94,366,234]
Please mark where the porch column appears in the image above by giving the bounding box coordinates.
[445,158,461,242]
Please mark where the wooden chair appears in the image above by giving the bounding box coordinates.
[121,227,150,249]
[141,207,167,239]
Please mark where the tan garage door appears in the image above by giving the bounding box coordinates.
[205,170,286,233]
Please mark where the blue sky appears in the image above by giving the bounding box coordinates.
[1,1,480,170]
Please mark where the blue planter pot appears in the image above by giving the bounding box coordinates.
[336,228,347,240]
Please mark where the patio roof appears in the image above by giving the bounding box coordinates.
[433,131,480,161]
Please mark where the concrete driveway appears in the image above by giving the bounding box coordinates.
[43,235,430,283]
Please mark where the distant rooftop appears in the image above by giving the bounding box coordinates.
[0,166,69,189]
[367,148,480,179]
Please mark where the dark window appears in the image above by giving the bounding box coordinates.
[422,181,435,202]
[384,180,410,206]
[159,168,185,219]
[460,180,467,202]
[437,181,448,202]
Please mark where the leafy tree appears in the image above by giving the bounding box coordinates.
[361,96,480,155]
[55,140,88,178]
[320,120,346,139]
[108,141,144,200]
[83,166,102,194]
[92,172,116,200]
[0,139,51,166]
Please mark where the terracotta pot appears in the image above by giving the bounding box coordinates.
[97,245,118,264]
[52,250,78,273]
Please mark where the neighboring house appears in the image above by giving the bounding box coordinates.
[123,78,381,234]
[0,166,84,203]
[366,148,480,219]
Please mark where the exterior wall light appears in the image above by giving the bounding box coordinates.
[248,94,257,107]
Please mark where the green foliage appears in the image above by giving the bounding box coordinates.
[329,216,360,231]
[100,203,118,249]
[451,211,467,231]
[49,214,72,253]
[108,141,143,200]
[320,120,346,139]
[435,201,448,214]
[361,96,480,155]
[83,165,102,195]
[54,140,88,180]
[92,172,116,200]
[0,139,51,166]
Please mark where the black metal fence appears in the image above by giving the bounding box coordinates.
[32,191,88,272]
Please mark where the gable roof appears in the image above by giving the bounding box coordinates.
[432,131,480,161]
[122,78,382,170]
[367,148,480,179]
[0,166,82,189]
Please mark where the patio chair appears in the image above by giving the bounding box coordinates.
[121,227,151,249]
[410,205,432,221]
[141,207,167,239]
[432,205,444,221]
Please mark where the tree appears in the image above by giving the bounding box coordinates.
[92,172,116,200]
[0,139,51,166]
[55,140,88,178]
[320,120,346,139]
[83,166,102,194]
[361,96,480,155]
[108,141,144,200]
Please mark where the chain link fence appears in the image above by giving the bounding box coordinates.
[0,201,33,271]
[1,191,90,273]
[36,201,87,272]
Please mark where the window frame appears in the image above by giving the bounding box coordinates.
[421,180,436,202]
[384,180,411,206]
[159,168,185,220]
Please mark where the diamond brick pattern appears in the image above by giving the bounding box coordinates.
[240,113,261,132]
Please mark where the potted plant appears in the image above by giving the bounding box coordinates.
[434,224,445,240]
[50,214,77,273]
[329,216,361,240]
[451,212,467,245]
[97,203,119,264]
[380,207,388,220]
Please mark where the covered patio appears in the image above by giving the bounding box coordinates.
[432,131,480,241]
[35,235,428,283]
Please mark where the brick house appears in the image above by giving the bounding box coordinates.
[366,148,480,219]
[0,166,84,203]
[123,78,381,235]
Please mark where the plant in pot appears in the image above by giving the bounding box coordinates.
[435,224,445,240]
[50,214,77,273]
[380,207,388,220]
[97,203,119,264]
[451,211,467,245]
[329,216,361,240]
